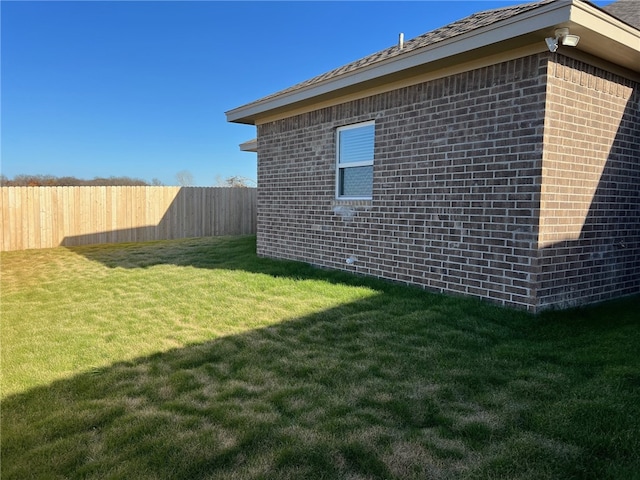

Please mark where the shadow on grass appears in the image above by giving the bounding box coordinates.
[2,272,639,479]
[65,235,263,270]
[65,235,404,291]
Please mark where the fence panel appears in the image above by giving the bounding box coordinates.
[0,186,257,251]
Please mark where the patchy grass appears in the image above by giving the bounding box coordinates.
[1,236,639,479]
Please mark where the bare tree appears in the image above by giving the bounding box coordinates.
[175,170,194,186]
[214,175,256,188]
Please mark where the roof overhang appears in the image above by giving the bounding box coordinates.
[239,138,257,152]
[226,0,640,126]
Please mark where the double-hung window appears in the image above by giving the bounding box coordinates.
[336,121,374,199]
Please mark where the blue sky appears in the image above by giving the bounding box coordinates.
[2,0,612,186]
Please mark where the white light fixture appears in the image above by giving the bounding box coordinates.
[561,33,580,47]
[545,27,580,52]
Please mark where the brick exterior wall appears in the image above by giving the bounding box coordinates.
[537,56,640,309]
[255,53,639,311]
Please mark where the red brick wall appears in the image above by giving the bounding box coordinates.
[257,55,547,310]
[537,56,640,309]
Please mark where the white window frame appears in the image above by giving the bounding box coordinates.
[335,121,375,200]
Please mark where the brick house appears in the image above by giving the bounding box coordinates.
[227,0,639,312]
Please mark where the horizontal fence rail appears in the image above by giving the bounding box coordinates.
[0,186,257,251]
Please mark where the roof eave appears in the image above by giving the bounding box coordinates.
[239,138,258,152]
[226,0,639,125]
[567,0,640,71]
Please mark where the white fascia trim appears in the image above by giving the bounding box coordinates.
[571,1,640,49]
[573,0,640,38]
[226,0,575,124]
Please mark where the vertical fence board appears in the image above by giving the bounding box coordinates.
[8,188,16,249]
[39,188,49,249]
[0,188,8,251]
[72,187,81,245]
[52,188,59,248]
[26,189,35,249]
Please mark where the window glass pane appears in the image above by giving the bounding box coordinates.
[339,124,374,164]
[339,165,373,197]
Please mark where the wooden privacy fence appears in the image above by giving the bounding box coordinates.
[0,186,257,252]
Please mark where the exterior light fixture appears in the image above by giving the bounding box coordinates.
[546,37,559,52]
[545,27,580,52]
[561,33,580,46]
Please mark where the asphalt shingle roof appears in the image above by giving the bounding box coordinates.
[603,0,640,29]
[236,0,638,113]
[251,0,556,106]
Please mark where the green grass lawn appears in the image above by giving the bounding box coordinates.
[1,236,639,479]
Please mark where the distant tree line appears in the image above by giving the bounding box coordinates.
[0,173,256,187]
[0,174,159,187]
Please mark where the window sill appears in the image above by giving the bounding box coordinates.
[332,199,372,207]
